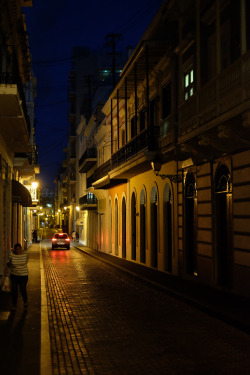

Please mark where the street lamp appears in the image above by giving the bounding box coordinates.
[32,181,38,189]
[151,155,183,183]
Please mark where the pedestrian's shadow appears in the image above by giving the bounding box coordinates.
[0,310,28,374]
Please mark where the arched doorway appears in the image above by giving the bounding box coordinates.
[131,192,136,260]
[140,190,146,263]
[214,164,232,287]
[184,173,197,275]
[122,197,126,259]
[163,184,172,272]
[115,198,118,255]
[150,187,158,268]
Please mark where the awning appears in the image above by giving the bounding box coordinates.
[12,179,33,207]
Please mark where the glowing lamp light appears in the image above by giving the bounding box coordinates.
[32,181,38,189]
[76,206,80,211]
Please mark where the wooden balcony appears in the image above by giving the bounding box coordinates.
[111,126,159,169]
[89,126,160,189]
[69,172,76,184]
[79,148,97,173]
[0,63,31,152]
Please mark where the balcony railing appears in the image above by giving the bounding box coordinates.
[79,148,97,173]
[111,126,159,169]
[179,50,250,135]
[79,194,97,206]
[0,46,30,136]
[79,148,97,166]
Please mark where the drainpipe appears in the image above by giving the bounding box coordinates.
[125,78,128,144]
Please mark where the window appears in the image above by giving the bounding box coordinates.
[131,116,137,138]
[162,83,171,119]
[184,68,194,100]
[150,98,157,127]
[121,129,126,146]
[139,110,146,132]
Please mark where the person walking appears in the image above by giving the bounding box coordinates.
[7,243,29,311]
[72,230,76,242]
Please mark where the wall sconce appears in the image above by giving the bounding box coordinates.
[151,156,183,183]
[32,181,38,189]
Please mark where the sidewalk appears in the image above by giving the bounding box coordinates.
[0,243,43,375]
[74,243,250,335]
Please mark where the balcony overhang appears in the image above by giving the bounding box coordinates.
[13,155,40,177]
[79,158,97,173]
[79,204,97,211]
[0,85,31,152]
[12,179,33,207]
[110,152,153,180]
[92,175,127,189]
[178,109,250,163]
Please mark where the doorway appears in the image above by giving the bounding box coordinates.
[214,165,232,287]
[184,173,197,275]
[140,190,146,263]
[122,197,126,258]
[131,192,136,260]
[163,184,172,272]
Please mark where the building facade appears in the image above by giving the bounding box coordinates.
[0,0,39,273]
[58,0,250,298]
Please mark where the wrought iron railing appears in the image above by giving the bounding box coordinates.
[79,194,97,205]
[111,126,159,169]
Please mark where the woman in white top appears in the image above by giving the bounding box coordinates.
[7,243,29,311]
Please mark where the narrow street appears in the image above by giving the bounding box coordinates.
[41,239,250,375]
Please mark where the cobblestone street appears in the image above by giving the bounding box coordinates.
[42,242,250,375]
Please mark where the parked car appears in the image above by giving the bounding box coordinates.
[51,233,70,250]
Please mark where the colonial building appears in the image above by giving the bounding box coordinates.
[73,0,250,299]
[0,0,39,271]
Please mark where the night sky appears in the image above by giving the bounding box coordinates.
[24,0,163,189]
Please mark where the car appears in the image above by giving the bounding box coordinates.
[51,233,70,250]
